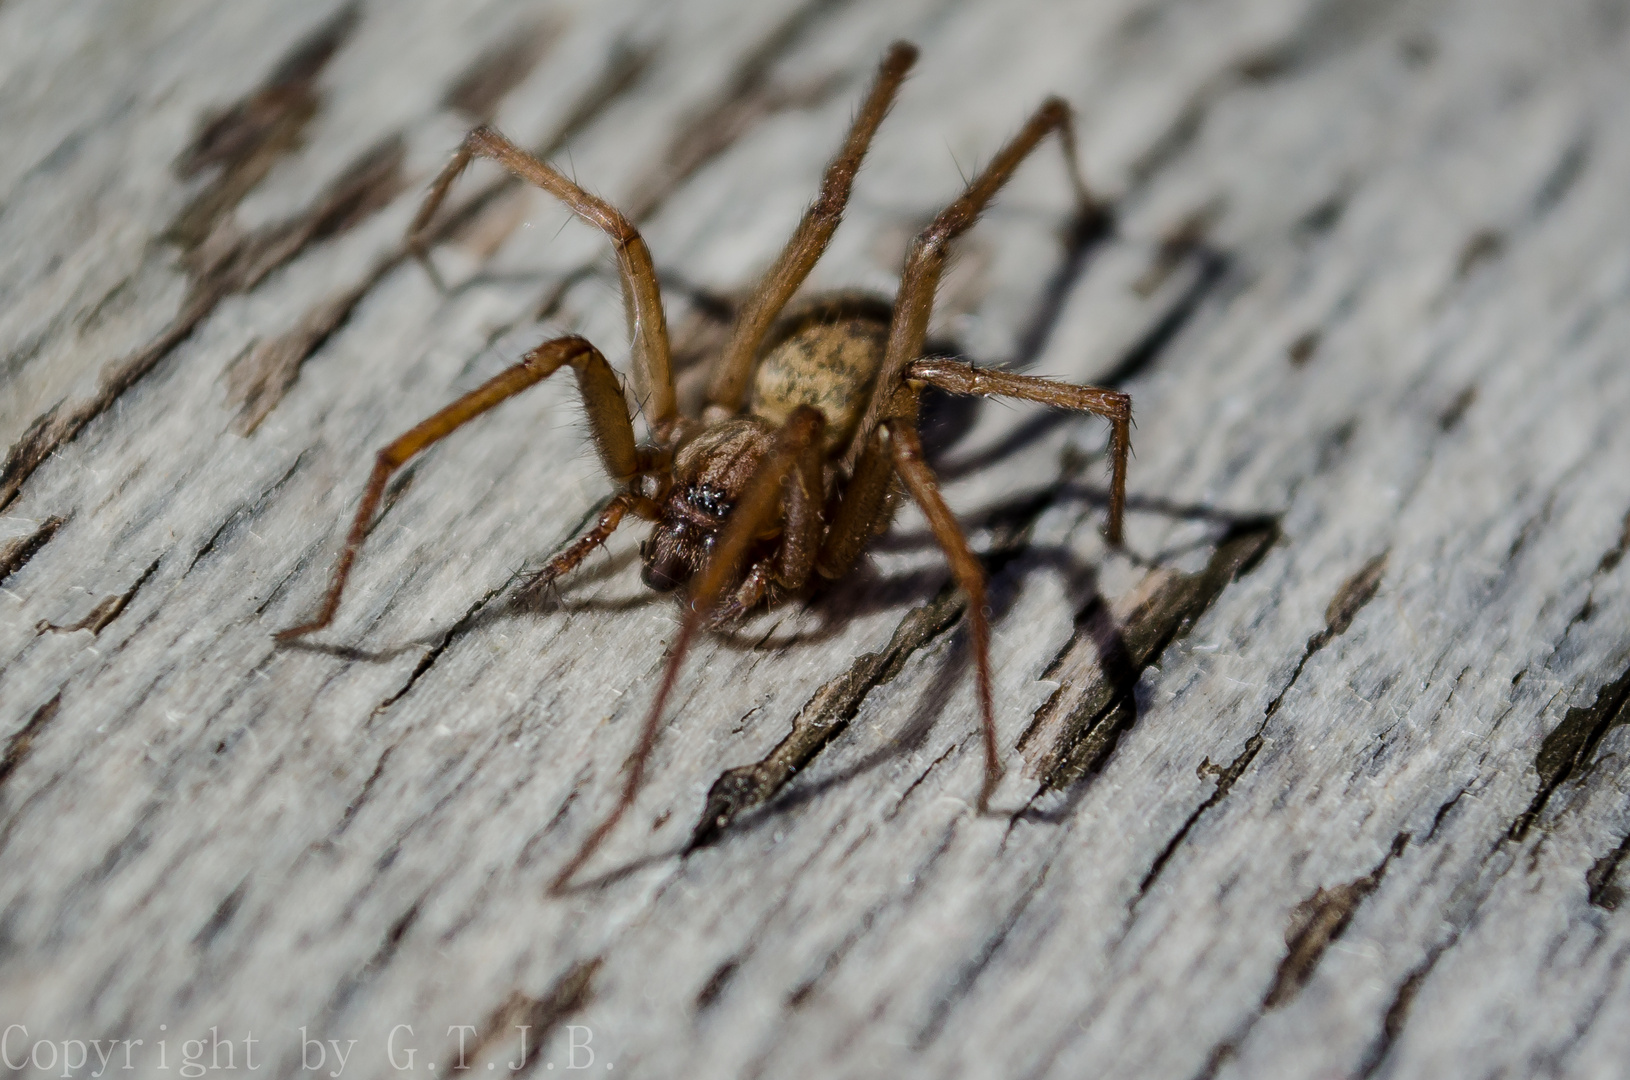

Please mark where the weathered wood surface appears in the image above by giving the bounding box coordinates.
[3,0,1629,1076]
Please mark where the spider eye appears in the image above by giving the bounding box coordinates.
[688,485,733,520]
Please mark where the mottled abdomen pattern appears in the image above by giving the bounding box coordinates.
[750,311,889,453]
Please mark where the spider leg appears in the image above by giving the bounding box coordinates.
[882,418,1003,811]
[905,358,1130,543]
[706,41,918,413]
[711,560,773,626]
[276,336,640,641]
[775,411,828,591]
[816,416,902,580]
[549,406,827,893]
[522,491,662,599]
[849,96,1098,469]
[409,128,677,428]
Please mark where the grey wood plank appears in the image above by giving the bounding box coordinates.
[2,0,1628,1077]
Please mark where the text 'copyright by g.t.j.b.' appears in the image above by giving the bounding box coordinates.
[1,1024,615,1076]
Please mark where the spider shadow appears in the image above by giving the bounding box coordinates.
[462,463,1270,661]
[276,636,437,664]
[698,523,1144,835]
[551,840,691,897]
[687,487,1274,842]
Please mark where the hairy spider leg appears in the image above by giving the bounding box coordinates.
[277,336,641,640]
[408,127,677,427]
[815,97,1113,809]
[849,96,1098,472]
[706,41,918,412]
[550,406,828,893]
[882,419,1001,806]
[905,358,1130,537]
[521,490,663,600]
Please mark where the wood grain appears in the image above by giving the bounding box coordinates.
[2,0,1629,1077]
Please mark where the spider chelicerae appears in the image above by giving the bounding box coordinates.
[277,42,1131,891]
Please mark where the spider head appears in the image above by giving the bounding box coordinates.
[640,418,775,592]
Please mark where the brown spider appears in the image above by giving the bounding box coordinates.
[276,42,1130,892]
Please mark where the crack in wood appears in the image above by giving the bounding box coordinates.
[1352,888,1497,1080]
[885,741,959,822]
[191,877,249,951]
[75,798,163,890]
[329,745,394,840]
[1357,958,1432,1078]
[1134,550,1387,901]
[1019,521,1278,797]
[442,18,563,124]
[1532,134,1592,218]
[1551,509,1630,650]
[0,515,65,587]
[1455,228,1506,281]
[1510,659,1630,840]
[321,893,425,1026]
[0,129,407,511]
[1586,832,1630,911]
[1349,810,1524,1079]
[1596,507,1630,575]
[1437,384,1477,432]
[1134,730,1264,903]
[1287,328,1320,367]
[1423,787,1468,844]
[914,852,1054,1049]
[1264,832,1410,1009]
[166,3,361,251]
[186,451,309,574]
[1296,189,1348,238]
[695,956,741,1011]
[365,576,517,722]
[0,694,61,794]
[37,557,161,637]
[217,37,658,435]
[1194,832,1410,1080]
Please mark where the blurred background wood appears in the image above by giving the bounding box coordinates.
[2,0,1629,1077]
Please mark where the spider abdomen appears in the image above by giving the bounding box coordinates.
[750,305,889,453]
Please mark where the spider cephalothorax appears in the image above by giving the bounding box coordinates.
[276,41,1132,892]
[640,297,896,610]
[640,418,773,596]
